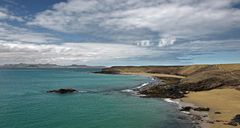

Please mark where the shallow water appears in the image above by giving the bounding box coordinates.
[0,68,192,128]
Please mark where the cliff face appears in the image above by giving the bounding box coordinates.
[99,64,240,98]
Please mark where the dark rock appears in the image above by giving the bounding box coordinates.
[215,112,221,114]
[47,88,78,94]
[180,106,193,111]
[206,120,214,124]
[230,114,240,125]
[215,120,226,122]
[226,114,240,126]
[203,115,208,117]
[193,107,210,111]
[180,106,209,112]
[232,114,240,123]
[227,121,238,126]
[139,84,185,99]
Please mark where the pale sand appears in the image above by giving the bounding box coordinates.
[120,72,186,79]
[182,88,240,128]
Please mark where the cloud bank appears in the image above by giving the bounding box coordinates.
[0,0,239,65]
[0,41,154,65]
[29,0,240,41]
[0,23,59,43]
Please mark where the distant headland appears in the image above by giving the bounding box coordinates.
[0,63,105,69]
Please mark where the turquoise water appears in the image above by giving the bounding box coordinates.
[0,68,192,128]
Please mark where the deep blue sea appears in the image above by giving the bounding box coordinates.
[0,68,192,128]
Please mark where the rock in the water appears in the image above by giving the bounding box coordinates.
[193,107,210,111]
[47,88,78,94]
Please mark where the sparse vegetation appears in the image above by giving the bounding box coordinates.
[98,64,240,98]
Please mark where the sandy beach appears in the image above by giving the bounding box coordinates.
[99,65,240,127]
[122,72,240,127]
[182,88,240,128]
[120,72,186,79]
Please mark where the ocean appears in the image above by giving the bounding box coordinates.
[0,68,192,128]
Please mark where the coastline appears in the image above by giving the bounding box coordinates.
[97,64,240,128]
[119,72,186,79]
[118,72,240,128]
[182,88,240,128]
[119,73,204,128]
[120,76,198,128]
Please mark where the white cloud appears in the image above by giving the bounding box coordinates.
[0,7,23,21]
[135,37,176,47]
[0,0,239,65]
[170,39,240,52]
[136,40,152,47]
[0,41,155,65]
[158,37,176,47]
[0,23,59,43]
[0,7,58,44]
[28,0,240,40]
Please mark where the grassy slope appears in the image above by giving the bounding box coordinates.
[178,64,240,90]
[101,64,240,90]
[100,64,240,127]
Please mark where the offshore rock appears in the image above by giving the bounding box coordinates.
[47,88,78,94]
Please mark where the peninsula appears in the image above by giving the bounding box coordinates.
[97,64,240,128]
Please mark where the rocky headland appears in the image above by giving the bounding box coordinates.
[97,64,240,98]
[96,64,240,128]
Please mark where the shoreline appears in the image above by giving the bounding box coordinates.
[118,72,240,128]
[119,72,186,79]
[96,64,240,128]
[164,98,210,128]
[182,88,240,128]
[119,74,203,128]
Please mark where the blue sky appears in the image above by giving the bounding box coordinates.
[0,0,239,66]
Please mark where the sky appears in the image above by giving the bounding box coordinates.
[0,0,239,66]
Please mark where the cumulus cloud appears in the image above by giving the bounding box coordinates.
[135,37,176,47]
[136,40,152,47]
[0,0,239,65]
[158,37,176,47]
[0,41,155,65]
[28,0,240,41]
[0,6,58,44]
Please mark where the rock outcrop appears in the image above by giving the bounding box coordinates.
[47,88,78,94]
[97,64,240,98]
[180,106,210,112]
[227,114,240,126]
